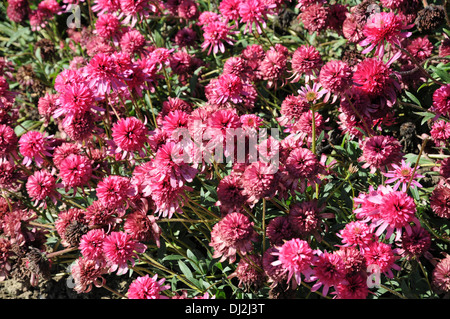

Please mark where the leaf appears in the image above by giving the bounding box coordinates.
[405,91,422,107]
[430,66,450,83]
[178,260,193,280]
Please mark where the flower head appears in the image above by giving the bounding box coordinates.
[18,131,53,167]
[271,238,315,287]
[96,175,135,209]
[112,117,148,158]
[210,212,259,263]
[58,154,93,190]
[102,231,147,275]
[359,11,412,57]
[26,169,60,207]
[432,254,450,294]
[127,274,170,299]
[383,160,424,192]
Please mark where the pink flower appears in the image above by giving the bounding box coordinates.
[161,110,190,135]
[359,135,403,173]
[102,231,147,275]
[96,175,136,209]
[363,241,400,278]
[55,208,87,247]
[259,45,289,88]
[400,225,431,260]
[18,131,53,167]
[71,257,107,293]
[82,53,125,96]
[432,254,450,294]
[38,93,59,122]
[283,147,321,191]
[230,254,265,290]
[205,73,246,106]
[352,58,400,105]
[290,44,323,83]
[127,274,170,299]
[337,221,374,248]
[197,11,220,26]
[432,84,450,117]
[26,169,60,207]
[430,120,450,147]
[85,199,125,230]
[54,68,85,93]
[79,228,107,264]
[241,161,279,205]
[54,81,96,126]
[359,11,413,57]
[287,201,322,237]
[201,20,236,55]
[53,142,81,168]
[123,210,161,246]
[216,173,247,215]
[58,154,93,190]
[95,13,121,40]
[319,60,353,95]
[271,238,315,287]
[266,216,296,246]
[429,184,450,219]
[278,94,310,126]
[219,0,240,23]
[210,212,259,263]
[111,117,148,158]
[119,29,147,56]
[383,159,424,192]
[335,272,368,299]
[309,250,346,296]
[238,0,275,34]
[0,124,17,158]
[299,3,329,34]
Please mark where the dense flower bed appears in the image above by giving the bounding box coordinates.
[0,0,449,299]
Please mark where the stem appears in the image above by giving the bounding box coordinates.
[311,106,316,155]
[406,138,428,191]
[101,284,127,299]
[393,43,444,86]
[262,199,266,253]
[46,247,78,259]
[379,284,407,299]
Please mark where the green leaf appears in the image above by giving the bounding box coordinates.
[430,66,450,83]
[178,260,193,280]
[405,91,422,107]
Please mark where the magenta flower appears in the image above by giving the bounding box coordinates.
[238,0,275,34]
[102,231,147,275]
[18,131,53,167]
[26,169,61,208]
[96,175,136,209]
[309,250,346,296]
[111,117,149,159]
[201,20,236,55]
[363,240,400,278]
[359,11,413,57]
[127,274,170,299]
[79,228,107,265]
[210,212,259,263]
[383,159,424,192]
[58,154,93,191]
[337,220,374,248]
[271,238,315,287]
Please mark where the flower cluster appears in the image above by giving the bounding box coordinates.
[0,0,449,301]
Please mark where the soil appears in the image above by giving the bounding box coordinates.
[0,274,128,299]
